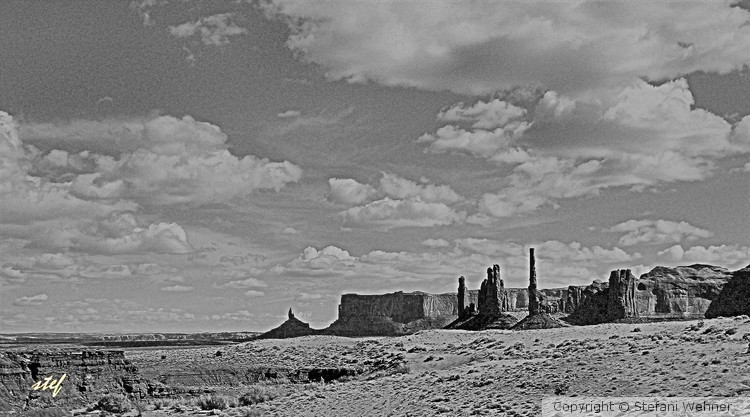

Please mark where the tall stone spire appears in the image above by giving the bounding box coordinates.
[288,308,295,320]
[458,276,468,318]
[528,248,539,315]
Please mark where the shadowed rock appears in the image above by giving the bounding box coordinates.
[511,248,567,330]
[705,266,750,318]
[257,308,316,339]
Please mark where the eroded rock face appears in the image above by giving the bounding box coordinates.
[705,266,750,318]
[637,265,732,316]
[566,265,732,325]
[609,269,639,320]
[0,350,145,412]
[322,292,459,336]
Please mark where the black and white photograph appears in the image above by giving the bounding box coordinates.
[1,0,750,415]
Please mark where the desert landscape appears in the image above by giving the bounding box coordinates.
[2,255,749,416]
[4,1,750,416]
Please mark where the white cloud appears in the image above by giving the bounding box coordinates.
[161,285,194,292]
[277,110,301,118]
[31,212,194,255]
[438,99,526,130]
[13,114,303,210]
[328,178,378,205]
[267,1,750,95]
[341,197,465,228]
[13,294,48,306]
[244,290,265,297]
[610,219,713,246]
[329,173,466,228]
[213,277,268,289]
[657,244,750,269]
[169,13,247,46]
[378,172,461,204]
[421,238,450,248]
[424,79,750,218]
[418,123,530,162]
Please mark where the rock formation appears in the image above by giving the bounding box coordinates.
[511,248,567,330]
[566,265,732,325]
[322,292,459,336]
[257,308,317,339]
[705,266,750,318]
[608,269,639,320]
[0,350,148,412]
[528,248,539,315]
[458,276,470,319]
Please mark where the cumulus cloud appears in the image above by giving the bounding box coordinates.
[378,173,461,204]
[328,178,378,205]
[422,79,750,218]
[11,113,303,211]
[421,238,450,248]
[438,99,527,130]
[329,173,466,228]
[610,219,713,246]
[13,293,48,306]
[169,13,247,46]
[266,1,750,95]
[657,244,750,268]
[341,197,465,228]
[31,212,194,255]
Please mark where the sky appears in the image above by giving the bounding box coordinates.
[1,0,749,332]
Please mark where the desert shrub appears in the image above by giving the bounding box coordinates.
[237,407,267,417]
[22,408,69,417]
[96,394,132,413]
[196,394,236,410]
[152,398,175,410]
[238,386,278,406]
[392,362,411,375]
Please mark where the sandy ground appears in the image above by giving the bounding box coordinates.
[70,316,750,416]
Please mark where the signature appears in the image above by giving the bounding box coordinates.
[31,373,66,397]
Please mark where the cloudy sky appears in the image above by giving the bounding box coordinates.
[1,0,750,332]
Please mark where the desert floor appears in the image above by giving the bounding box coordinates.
[71,316,750,416]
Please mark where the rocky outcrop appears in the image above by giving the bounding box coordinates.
[0,349,147,412]
[608,269,639,320]
[637,264,731,316]
[511,248,567,330]
[705,266,750,318]
[566,265,732,325]
[322,292,459,336]
[257,309,317,340]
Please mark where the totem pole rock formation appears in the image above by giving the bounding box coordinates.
[528,248,539,315]
[510,248,567,330]
[458,276,471,319]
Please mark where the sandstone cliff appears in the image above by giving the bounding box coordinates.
[705,266,750,318]
[0,349,147,412]
[566,265,732,325]
[322,292,459,336]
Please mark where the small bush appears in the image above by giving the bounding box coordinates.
[22,408,69,417]
[196,394,236,410]
[152,398,175,410]
[238,386,278,406]
[96,394,132,413]
[238,407,267,417]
